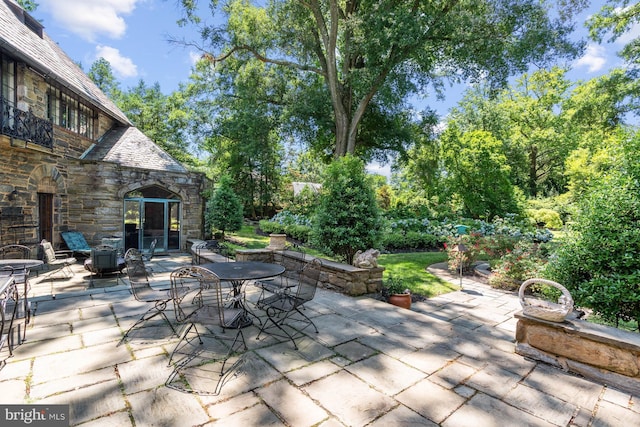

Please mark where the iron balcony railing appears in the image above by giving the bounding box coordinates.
[0,95,53,149]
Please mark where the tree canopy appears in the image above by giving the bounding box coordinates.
[176,0,586,159]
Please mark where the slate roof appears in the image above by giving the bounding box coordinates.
[0,0,131,125]
[84,126,187,173]
[1,0,189,174]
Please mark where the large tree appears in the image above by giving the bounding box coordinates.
[177,0,586,158]
[588,0,640,69]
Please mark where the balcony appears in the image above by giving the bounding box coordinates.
[0,95,53,149]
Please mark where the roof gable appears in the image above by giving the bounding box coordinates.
[83,126,187,173]
[0,0,131,125]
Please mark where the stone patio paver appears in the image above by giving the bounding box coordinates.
[255,379,328,426]
[0,253,637,426]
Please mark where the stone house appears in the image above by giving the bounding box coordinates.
[0,0,206,253]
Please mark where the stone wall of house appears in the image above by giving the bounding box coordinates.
[0,135,206,250]
[17,64,118,157]
[0,136,69,246]
[65,161,206,248]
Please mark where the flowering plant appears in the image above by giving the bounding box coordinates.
[488,241,547,290]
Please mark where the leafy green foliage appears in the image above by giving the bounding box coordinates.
[588,1,640,68]
[311,155,382,264]
[544,169,640,328]
[177,0,586,158]
[526,208,563,229]
[382,275,408,296]
[489,241,548,290]
[441,127,523,219]
[206,175,243,238]
[16,0,37,12]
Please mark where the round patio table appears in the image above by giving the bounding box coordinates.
[199,261,285,328]
[0,259,44,269]
[199,261,285,283]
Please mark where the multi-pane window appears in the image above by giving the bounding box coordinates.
[47,86,94,139]
[1,54,16,103]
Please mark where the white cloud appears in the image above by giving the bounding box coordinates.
[574,44,607,73]
[189,51,202,65]
[95,45,138,78]
[39,0,139,41]
[616,22,640,46]
[366,163,392,180]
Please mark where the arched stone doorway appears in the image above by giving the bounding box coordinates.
[123,185,181,252]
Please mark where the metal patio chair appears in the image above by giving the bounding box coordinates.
[118,248,185,345]
[0,276,19,367]
[253,244,306,310]
[0,244,31,260]
[0,244,32,293]
[167,266,247,372]
[192,239,231,264]
[256,258,322,349]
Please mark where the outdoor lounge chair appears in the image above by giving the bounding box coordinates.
[60,231,92,257]
[39,240,76,279]
[256,258,322,349]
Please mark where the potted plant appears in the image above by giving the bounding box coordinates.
[382,275,411,309]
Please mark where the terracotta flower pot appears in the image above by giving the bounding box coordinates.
[388,293,411,309]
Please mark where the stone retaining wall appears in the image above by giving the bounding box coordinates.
[515,313,640,395]
[188,242,383,296]
[238,249,383,296]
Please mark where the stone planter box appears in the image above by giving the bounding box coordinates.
[266,234,287,250]
[515,312,640,395]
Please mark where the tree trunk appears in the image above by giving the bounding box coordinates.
[529,146,538,197]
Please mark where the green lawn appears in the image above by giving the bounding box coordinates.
[377,251,457,297]
[226,225,456,298]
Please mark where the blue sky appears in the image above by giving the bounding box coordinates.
[31,1,634,109]
[29,0,637,175]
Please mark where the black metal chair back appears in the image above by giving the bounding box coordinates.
[256,258,322,349]
[167,266,247,371]
[0,276,19,361]
[118,248,178,345]
[0,245,31,260]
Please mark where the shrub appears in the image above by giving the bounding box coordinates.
[544,174,640,328]
[283,224,311,242]
[258,220,284,235]
[488,241,548,290]
[206,175,243,238]
[381,232,441,251]
[311,155,383,264]
[526,208,563,229]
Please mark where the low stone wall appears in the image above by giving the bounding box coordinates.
[515,313,640,395]
[236,249,383,296]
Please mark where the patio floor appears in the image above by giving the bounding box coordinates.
[1,253,638,426]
